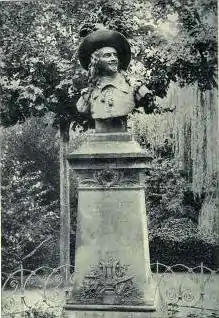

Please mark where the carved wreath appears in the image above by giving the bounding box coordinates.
[95,169,120,187]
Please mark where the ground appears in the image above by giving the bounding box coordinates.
[2,273,219,317]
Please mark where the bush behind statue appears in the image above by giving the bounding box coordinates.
[150,235,219,269]
[142,140,218,269]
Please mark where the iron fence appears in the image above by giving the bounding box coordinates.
[1,262,219,318]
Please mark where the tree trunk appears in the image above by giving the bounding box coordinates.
[59,124,70,270]
[215,197,219,267]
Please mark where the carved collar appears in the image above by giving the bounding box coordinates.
[96,73,130,93]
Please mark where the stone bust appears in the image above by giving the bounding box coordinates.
[77,28,149,132]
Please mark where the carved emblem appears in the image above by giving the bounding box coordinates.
[79,169,140,188]
[75,257,144,305]
[95,169,120,187]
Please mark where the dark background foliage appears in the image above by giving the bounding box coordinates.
[0,0,218,271]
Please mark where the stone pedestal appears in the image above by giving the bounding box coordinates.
[64,132,167,317]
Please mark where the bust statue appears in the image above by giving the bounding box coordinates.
[77,27,149,132]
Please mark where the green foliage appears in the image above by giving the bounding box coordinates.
[0,0,217,269]
[0,1,87,129]
[150,235,218,268]
[140,138,218,266]
[150,0,218,90]
[1,117,60,271]
[145,157,197,228]
[1,160,57,267]
[1,0,217,130]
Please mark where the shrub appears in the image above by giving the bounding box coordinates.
[150,234,219,269]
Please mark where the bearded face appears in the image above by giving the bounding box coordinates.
[92,47,119,76]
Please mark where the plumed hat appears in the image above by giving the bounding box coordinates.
[78,27,131,71]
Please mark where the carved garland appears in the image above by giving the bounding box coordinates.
[79,169,139,188]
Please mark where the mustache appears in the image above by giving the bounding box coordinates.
[97,61,118,69]
[99,60,118,65]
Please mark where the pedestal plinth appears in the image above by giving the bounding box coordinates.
[64,132,167,317]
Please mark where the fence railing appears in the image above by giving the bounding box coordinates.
[2,262,219,318]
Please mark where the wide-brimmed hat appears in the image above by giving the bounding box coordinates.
[78,29,131,71]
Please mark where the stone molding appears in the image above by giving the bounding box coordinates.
[64,304,156,312]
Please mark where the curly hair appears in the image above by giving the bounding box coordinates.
[86,48,132,105]
[87,50,102,88]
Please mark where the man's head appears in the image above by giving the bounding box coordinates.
[78,29,131,71]
[91,47,119,76]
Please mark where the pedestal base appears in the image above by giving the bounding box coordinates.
[63,290,167,318]
[63,310,165,318]
[63,309,157,318]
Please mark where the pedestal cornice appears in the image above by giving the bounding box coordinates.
[67,133,152,170]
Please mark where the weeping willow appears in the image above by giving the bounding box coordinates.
[172,84,218,198]
[131,112,175,154]
[131,83,218,237]
[131,83,219,199]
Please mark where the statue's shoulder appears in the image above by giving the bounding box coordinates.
[118,73,144,93]
[107,72,133,93]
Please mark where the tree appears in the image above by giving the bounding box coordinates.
[1,160,59,271]
[0,0,87,268]
[1,0,217,268]
[1,0,217,125]
[146,0,217,90]
[1,118,60,271]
